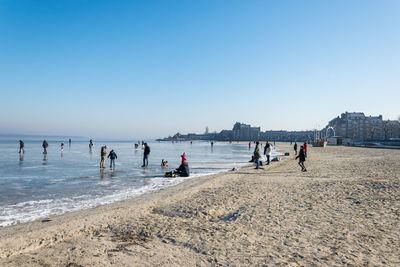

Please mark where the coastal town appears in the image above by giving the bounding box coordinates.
[159,111,400,145]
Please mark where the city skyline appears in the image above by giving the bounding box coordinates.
[1,1,399,139]
[160,111,400,142]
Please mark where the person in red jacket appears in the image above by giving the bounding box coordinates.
[303,142,308,158]
[181,152,187,164]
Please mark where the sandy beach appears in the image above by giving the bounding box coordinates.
[0,143,399,266]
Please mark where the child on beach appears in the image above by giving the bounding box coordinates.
[161,159,168,167]
[295,146,307,172]
[107,149,117,169]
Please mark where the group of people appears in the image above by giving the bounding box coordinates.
[252,141,309,172]
[99,145,118,169]
[19,139,70,155]
[99,142,189,177]
[252,141,273,169]
[164,152,190,177]
[17,139,309,176]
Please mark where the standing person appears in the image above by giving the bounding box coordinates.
[68,138,71,146]
[211,141,214,147]
[294,142,298,155]
[100,145,108,168]
[42,140,48,154]
[142,143,150,167]
[296,146,307,172]
[254,141,261,169]
[303,142,308,158]
[19,140,24,154]
[264,141,272,165]
[107,149,117,169]
[61,142,64,152]
[248,142,251,149]
[89,139,94,150]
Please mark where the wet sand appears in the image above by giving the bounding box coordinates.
[0,143,399,266]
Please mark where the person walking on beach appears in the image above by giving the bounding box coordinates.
[42,140,48,154]
[294,142,298,155]
[100,145,108,168]
[303,142,308,158]
[264,141,272,165]
[142,143,150,167]
[107,149,117,169]
[254,141,261,169]
[19,140,24,154]
[61,142,64,152]
[296,145,307,172]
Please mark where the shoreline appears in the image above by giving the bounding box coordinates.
[1,140,264,228]
[1,143,399,266]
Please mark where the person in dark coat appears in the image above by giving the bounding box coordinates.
[253,141,261,169]
[142,143,150,167]
[175,162,190,177]
[295,146,307,172]
[19,140,24,154]
[42,140,48,154]
[107,149,117,169]
[294,142,298,155]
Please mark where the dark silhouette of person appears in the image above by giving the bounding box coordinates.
[142,143,150,167]
[107,149,117,169]
[296,146,307,172]
[42,140,48,154]
[19,140,24,154]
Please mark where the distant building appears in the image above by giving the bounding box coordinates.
[323,112,400,141]
[265,130,314,142]
[383,120,400,140]
[217,130,233,141]
[159,122,315,142]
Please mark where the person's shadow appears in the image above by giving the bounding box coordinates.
[42,154,47,166]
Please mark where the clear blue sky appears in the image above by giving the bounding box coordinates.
[1,0,399,139]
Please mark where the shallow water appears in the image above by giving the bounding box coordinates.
[0,139,278,226]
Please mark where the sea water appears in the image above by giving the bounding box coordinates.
[0,139,278,227]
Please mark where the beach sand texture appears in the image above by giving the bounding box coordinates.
[0,143,399,266]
